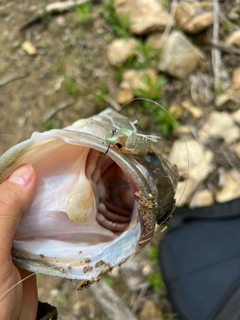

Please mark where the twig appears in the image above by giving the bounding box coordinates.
[209,41,240,55]
[131,283,149,314]
[0,72,29,87]
[90,280,138,320]
[212,0,221,91]
[1,93,29,110]
[157,0,177,45]
[218,7,240,31]
[102,95,121,111]
[150,0,177,58]
[41,98,75,122]
[20,0,92,31]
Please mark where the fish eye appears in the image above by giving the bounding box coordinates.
[115,143,122,149]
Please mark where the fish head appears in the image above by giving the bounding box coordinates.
[0,109,178,286]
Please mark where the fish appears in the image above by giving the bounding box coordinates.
[0,108,178,289]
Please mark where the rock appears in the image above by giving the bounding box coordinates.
[181,101,203,119]
[175,1,213,34]
[142,264,152,276]
[235,143,240,159]
[49,288,59,298]
[216,170,240,202]
[190,189,214,208]
[116,89,134,104]
[173,125,192,137]
[228,0,240,21]
[232,108,240,125]
[231,67,240,90]
[22,41,37,55]
[139,300,163,320]
[225,30,240,48]
[158,31,203,79]
[117,68,158,103]
[168,139,213,179]
[168,139,213,205]
[107,38,137,66]
[174,178,198,206]
[45,76,64,95]
[215,90,240,108]
[215,93,232,108]
[55,16,66,26]
[146,32,166,49]
[169,104,184,120]
[114,0,172,35]
[199,111,239,144]
[119,68,158,93]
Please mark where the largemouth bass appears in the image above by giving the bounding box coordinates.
[0,108,178,288]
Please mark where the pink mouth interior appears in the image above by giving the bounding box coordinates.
[15,142,137,243]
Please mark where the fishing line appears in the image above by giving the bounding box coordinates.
[0,272,36,301]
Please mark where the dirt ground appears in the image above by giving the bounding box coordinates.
[0,1,118,152]
[0,0,239,319]
[0,2,172,319]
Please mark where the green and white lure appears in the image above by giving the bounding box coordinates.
[104,114,161,156]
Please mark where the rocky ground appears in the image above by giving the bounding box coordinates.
[0,0,240,319]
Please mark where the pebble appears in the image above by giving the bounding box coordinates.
[107,38,137,66]
[22,41,37,55]
[225,30,240,48]
[169,104,184,120]
[173,125,192,136]
[190,189,214,208]
[228,0,240,21]
[181,101,203,119]
[158,31,203,79]
[199,111,239,144]
[146,32,166,49]
[168,139,213,205]
[168,139,213,179]
[116,88,134,104]
[234,143,240,159]
[231,67,240,90]
[114,0,171,35]
[215,93,232,108]
[232,108,240,125]
[174,178,198,206]
[175,1,213,34]
[215,170,240,203]
[50,288,59,297]
[117,68,158,103]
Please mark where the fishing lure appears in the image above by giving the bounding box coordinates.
[104,114,161,156]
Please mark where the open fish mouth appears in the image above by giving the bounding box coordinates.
[0,109,178,288]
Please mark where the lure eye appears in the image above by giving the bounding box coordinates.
[115,143,123,149]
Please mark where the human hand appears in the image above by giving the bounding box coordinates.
[0,165,38,320]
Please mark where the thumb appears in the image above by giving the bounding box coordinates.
[0,164,37,258]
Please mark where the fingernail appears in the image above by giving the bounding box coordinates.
[8,165,34,186]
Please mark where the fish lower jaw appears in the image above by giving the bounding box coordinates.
[12,140,141,279]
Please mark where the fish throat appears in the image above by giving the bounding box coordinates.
[12,139,140,281]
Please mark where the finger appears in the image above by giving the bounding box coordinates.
[0,164,37,258]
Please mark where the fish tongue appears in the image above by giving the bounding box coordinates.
[66,148,97,224]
